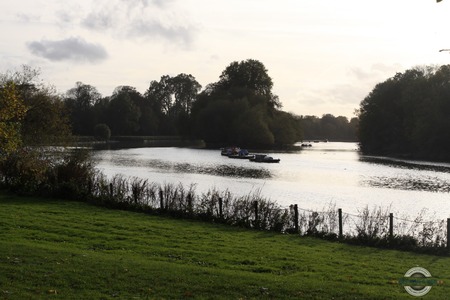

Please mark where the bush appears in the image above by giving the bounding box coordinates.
[52,149,96,199]
[0,147,96,200]
[0,148,51,194]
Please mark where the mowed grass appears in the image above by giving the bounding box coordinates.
[0,194,449,299]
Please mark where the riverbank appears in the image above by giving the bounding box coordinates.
[1,193,449,299]
[75,135,206,149]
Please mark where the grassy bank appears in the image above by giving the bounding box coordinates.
[1,193,449,299]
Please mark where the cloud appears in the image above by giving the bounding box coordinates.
[15,13,40,23]
[27,37,108,63]
[149,0,175,8]
[55,9,79,27]
[82,11,114,31]
[78,0,196,47]
[349,63,403,81]
[128,19,195,46]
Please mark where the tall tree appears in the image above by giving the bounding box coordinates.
[191,59,300,146]
[146,76,173,115]
[107,86,142,135]
[145,74,201,135]
[171,73,202,115]
[65,82,101,135]
[216,59,281,109]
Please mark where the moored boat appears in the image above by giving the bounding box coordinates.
[228,149,254,159]
[221,146,240,156]
[249,154,280,163]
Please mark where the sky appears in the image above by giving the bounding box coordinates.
[1,0,450,119]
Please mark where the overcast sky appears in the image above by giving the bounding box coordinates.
[1,0,450,118]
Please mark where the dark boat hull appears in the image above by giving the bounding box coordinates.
[249,158,280,163]
[249,154,280,163]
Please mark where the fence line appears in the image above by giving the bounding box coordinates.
[290,204,444,225]
[278,201,446,245]
[284,203,448,249]
[87,175,450,250]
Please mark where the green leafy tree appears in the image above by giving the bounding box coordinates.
[358,65,450,161]
[107,87,142,135]
[270,111,302,145]
[21,89,72,146]
[65,82,101,135]
[145,74,201,135]
[193,98,240,143]
[171,73,202,115]
[146,75,173,115]
[192,59,300,146]
[216,59,281,109]
[236,105,275,145]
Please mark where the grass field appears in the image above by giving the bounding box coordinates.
[0,193,449,299]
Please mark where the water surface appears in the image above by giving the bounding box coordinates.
[92,142,450,219]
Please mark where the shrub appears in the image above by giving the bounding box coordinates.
[0,148,51,194]
[52,149,96,199]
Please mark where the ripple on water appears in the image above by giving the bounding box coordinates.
[363,175,450,193]
[114,157,272,179]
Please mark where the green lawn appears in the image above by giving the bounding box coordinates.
[0,193,449,299]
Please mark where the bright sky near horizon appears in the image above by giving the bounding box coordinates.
[1,0,450,118]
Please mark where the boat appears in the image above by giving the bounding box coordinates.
[220,146,240,156]
[228,149,254,159]
[249,154,280,163]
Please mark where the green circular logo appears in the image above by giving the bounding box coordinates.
[401,267,433,297]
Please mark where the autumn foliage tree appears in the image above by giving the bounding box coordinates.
[0,66,77,194]
[0,66,72,148]
[0,82,27,154]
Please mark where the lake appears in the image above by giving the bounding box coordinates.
[92,142,450,220]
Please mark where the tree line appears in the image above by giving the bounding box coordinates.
[0,59,361,156]
[358,64,450,161]
[300,114,358,142]
[64,59,302,147]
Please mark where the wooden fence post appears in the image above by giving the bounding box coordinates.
[447,218,450,251]
[293,204,299,233]
[389,213,394,238]
[338,208,343,239]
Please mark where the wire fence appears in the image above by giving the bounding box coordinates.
[83,174,449,251]
[285,204,448,249]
